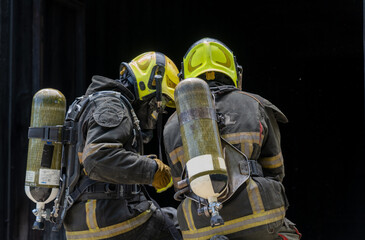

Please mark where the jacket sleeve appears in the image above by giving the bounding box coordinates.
[258,99,288,182]
[81,96,157,185]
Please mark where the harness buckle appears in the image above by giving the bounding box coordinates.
[248,160,263,177]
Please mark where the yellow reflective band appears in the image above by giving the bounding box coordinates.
[169,132,263,166]
[66,209,153,240]
[151,110,158,120]
[222,132,263,159]
[259,152,283,169]
[247,179,265,214]
[85,200,99,230]
[169,146,185,165]
[241,142,254,159]
[182,199,196,231]
[182,206,286,240]
[222,132,263,146]
[82,143,123,163]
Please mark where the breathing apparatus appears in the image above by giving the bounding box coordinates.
[25,89,66,230]
[119,51,180,151]
[26,86,145,231]
[173,39,250,227]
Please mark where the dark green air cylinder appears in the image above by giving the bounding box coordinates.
[175,78,227,202]
[25,89,66,205]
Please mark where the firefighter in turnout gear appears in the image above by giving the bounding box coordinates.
[63,52,181,239]
[163,38,302,240]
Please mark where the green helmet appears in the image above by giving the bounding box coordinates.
[181,38,242,88]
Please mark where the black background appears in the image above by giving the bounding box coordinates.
[0,0,364,239]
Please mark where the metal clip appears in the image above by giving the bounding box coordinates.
[66,195,74,207]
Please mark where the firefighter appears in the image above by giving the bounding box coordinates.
[63,52,181,240]
[163,38,302,240]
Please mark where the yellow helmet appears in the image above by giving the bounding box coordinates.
[120,52,179,108]
[181,38,242,88]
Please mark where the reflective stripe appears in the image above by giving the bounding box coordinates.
[66,209,153,240]
[222,132,263,158]
[82,143,123,163]
[259,152,283,169]
[247,179,265,214]
[85,200,98,230]
[182,198,196,231]
[222,132,261,145]
[169,132,262,165]
[241,142,253,159]
[182,206,286,240]
[169,146,185,165]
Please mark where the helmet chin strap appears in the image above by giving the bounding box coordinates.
[154,74,164,159]
[154,74,163,109]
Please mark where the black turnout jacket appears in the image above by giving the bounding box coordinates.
[63,76,160,240]
[163,84,289,240]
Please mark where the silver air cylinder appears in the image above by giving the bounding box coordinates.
[175,78,227,226]
[25,88,66,229]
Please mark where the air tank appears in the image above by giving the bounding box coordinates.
[175,78,227,207]
[25,88,66,229]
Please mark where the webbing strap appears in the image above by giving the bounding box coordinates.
[67,178,97,209]
[28,126,63,142]
[78,183,138,201]
[248,160,264,177]
[157,111,163,159]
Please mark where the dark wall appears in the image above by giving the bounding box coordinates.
[1,0,85,239]
[0,0,363,239]
[84,1,364,238]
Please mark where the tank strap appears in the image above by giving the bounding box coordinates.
[28,95,90,143]
[66,178,141,205]
[77,183,140,202]
[28,125,64,142]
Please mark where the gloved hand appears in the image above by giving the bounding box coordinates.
[152,158,173,193]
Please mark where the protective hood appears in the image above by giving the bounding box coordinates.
[85,75,135,102]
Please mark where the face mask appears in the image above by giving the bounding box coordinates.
[141,129,154,144]
[133,97,167,130]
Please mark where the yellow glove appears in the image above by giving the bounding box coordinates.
[152,158,173,193]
